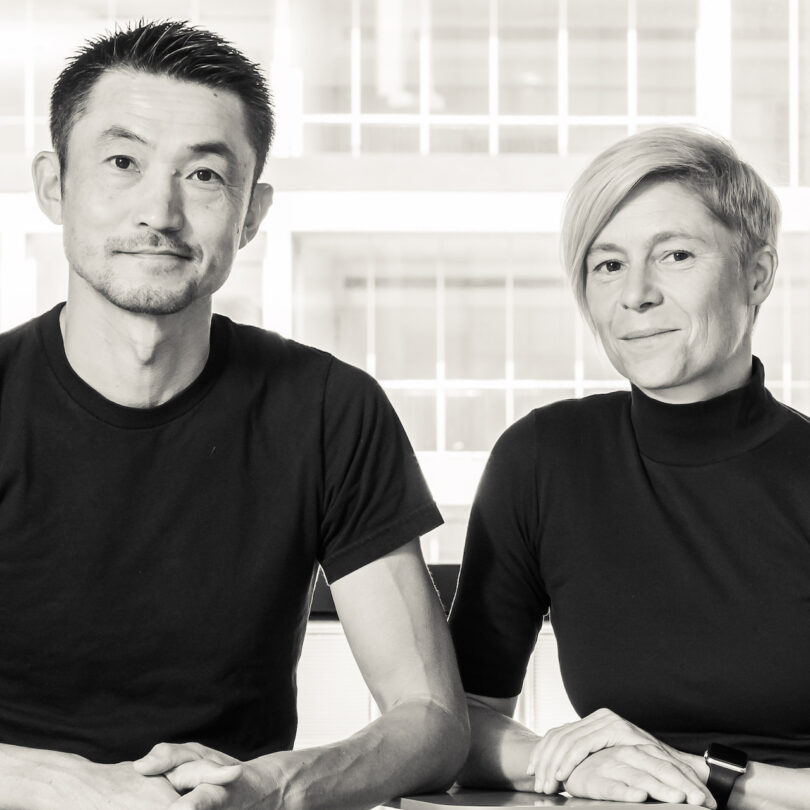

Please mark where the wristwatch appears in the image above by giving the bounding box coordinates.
[703,743,748,809]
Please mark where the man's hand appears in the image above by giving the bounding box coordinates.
[134,742,276,810]
[526,708,714,807]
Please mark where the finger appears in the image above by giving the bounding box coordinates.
[640,747,716,808]
[134,742,202,775]
[168,783,228,810]
[547,717,652,788]
[622,748,714,807]
[530,712,621,792]
[567,772,649,804]
[164,761,244,791]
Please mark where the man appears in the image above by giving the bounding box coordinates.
[0,20,468,809]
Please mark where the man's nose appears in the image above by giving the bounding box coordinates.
[134,172,184,232]
[620,262,663,311]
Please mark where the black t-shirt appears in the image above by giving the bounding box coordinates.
[0,304,442,763]
[450,359,810,767]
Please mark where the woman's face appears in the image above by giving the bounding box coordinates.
[584,180,761,404]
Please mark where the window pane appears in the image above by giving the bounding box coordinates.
[292,235,368,370]
[375,271,437,378]
[360,0,420,114]
[303,124,352,153]
[499,126,558,154]
[514,278,576,379]
[430,125,489,153]
[293,0,352,113]
[431,0,489,114]
[568,0,627,115]
[731,0,789,186]
[568,125,627,155]
[0,62,24,117]
[498,0,557,115]
[446,389,505,452]
[637,0,697,116]
[445,273,506,379]
[386,389,436,451]
[361,125,419,153]
[800,4,810,185]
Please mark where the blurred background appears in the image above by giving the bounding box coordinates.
[1,0,809,751]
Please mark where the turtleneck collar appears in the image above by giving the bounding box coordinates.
[630,357,784,465]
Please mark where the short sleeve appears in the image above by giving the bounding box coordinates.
[449,412,549,698]
[318,358,442,582]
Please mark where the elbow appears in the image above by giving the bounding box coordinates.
[426,698,471,791]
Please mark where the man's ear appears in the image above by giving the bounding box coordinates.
[747,245,777,307]
[32,151,63,225]
[240,182,273,248]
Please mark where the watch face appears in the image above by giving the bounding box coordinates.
[706,743,749,770]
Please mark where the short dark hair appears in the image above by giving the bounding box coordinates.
[50,20,274,184]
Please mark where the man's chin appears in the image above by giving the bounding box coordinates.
[101,285,198,316]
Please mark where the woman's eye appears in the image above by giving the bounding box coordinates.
[596,260,622,273]
[672,251,691,261]
[113,156,133,170]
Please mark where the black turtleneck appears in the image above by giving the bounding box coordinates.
[450,358,810,767]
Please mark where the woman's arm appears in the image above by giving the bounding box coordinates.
[531,708,810,810]
[458,695,712,805]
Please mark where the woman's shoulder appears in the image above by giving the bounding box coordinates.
[493,389,631,460]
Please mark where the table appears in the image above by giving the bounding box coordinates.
[386,789,691,808]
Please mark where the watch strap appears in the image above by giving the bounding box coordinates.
[704,744,748,810]
[706,762,739,809]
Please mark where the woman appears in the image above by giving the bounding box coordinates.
[449,127,810,809]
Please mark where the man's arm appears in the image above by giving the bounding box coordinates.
[0,743,180,810]
[136,539,470,810]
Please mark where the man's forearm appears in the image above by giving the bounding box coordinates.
[455,702,538,791]
[0,742,179,810]
[251,696,469,810]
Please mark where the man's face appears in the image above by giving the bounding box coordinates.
[56,69,261,315]
[584,180,761,403]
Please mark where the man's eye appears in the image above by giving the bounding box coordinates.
[112,156,134,170]
[671,251,691,261]
[192,169,220,183]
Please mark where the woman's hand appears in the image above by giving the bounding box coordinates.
[527,708,715,807]
[564,745,715,806]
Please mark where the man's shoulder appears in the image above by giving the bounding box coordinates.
[0,308,51,364]
[219,316,379,391]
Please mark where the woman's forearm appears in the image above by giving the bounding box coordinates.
[729,760,810,810]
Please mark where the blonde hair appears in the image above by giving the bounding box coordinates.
[561,126,781,325]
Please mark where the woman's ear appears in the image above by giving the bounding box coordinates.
[747,245,777,307]
[32,151,63,225]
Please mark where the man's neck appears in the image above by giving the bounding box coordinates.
[60,280,213,409]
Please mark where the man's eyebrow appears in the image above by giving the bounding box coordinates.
[98,125,150,146]
[187,141,239,166]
